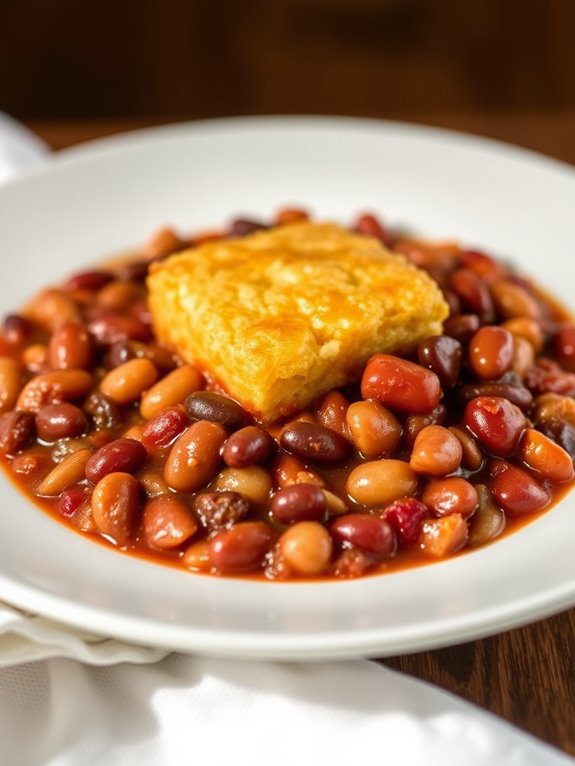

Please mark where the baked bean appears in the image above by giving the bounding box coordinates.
[117,260,149,282]
[271,484,327,524]
[12,451,50,478]
[25,289,81,330]
[22,344,48,374]
[140,365,203,419]
[346,400,401,458]
[138,470,170,498]
[212,466,273,506]
[552,324,575,372]
[280,421,350,464]
[489,460,550,516]
[193,491,250,531]
[48,322,92,371]
[501,317,544,353]
[278,521,332,576]
[419,514,468,557]
[316,390,349,438]
[64,270,113,292]
[491,280,541,320]
[354,212,392,245]
[222,425,273,468]
[88,314,151,345]
[209,521,274,573]
[403,405,447,448]
[275,207,309,225]
[409,425,463,476]
[534,393,575,429]
[443,314,481,345]
[347,460,418,507]
[464,396,526,457]
[85,438,147,484]
[17,370,94,413]
[272,453,325,489]
[83,391,122,430]
[141,406,190,453]
[421,477,478,518]
[2,314,32,345]
[361,355,441,413]
[540,419,575,461]
[517,428,574,483]
[144,227,185,260]
[330,514,396,557]
[322,489,349,516]
[458,381,533,412]
[51,436,95,463]
[142,496,198,550]
[106,340,176,372]
[185,392,247,430]
[459,249,507,281]
[381,497,430,545]
[58,487,89,518]
[450,268,495,321]
[97,280,143,311]
[467,484,505,547]
[91,472,140,545]
[448,426,483,471]
[0,411,35,455]
[182,540,211,571]
[511,336,535,378]
[332,547,372,578]
[417,335,462,388]
[37,448,93,496]
[229,219,266,237]
[164,420,226,492]
[468,326,514,380]
[100,358,158,405]
[0,357,22,414]
[35,403,88,442]
[524,358,575,397]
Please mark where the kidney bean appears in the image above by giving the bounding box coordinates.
[83,391,122,430]
[140,365,203,420]
[141,406,190,453]
[381,497,429,545]
[142,496,198,550]
[361,354,441,414]
[419,514,468,557]
[280,421,350,464]
[332,548,372,578]
[143,227,185,260]
[85,438,147,484]
[459,249,508,281]
[271,454,325,489]
[97,280,143,311]
[552,324,575,372]
[164,420,226,492]
[22,345,47,375]
[100,358,158,405]
[489,460,550,516]
[271,483,327,524]
[464,396,526,457]
[316,390,349,438]
[88,314,151,345]
[467,484,505,547]
[64,270,113,292]
[417,335,462,389]
[182,540,211,571]
[275,207,309,225]
[91,472,140,545]
[403,404,447,448]
[222,425,273,468]
[213,466,273,506]
[409,425,463,476]
[511,336,535,378]
[491,281,541,320]
[193,491,250,531]
[354,212,392,245]
[0,411,35,455]
[25,289,81,330]
[58,487,89,518]
[229,219,266,237]
[502,317,544,353]
[209,521,274,573]
[36,403,88,442]
[421,477,478,518]
[458,380,533,412]
[517,428,574,483]
[450,268,495,321]
[37,448,93,496]
[0,357,22,414]
[468,326,514,380]
[278,521,333,576]
[48,322,93,371]
[526,358,575,397]
[331,514,396,558]
[346,400,401,458]
[2,314,32,345]
[12,451,50,478]
[448,426,483,471]
[347,459,418,507]
[540,419,575,461]
[17,370,94,413]
[117,260,149,282]
[184,392,247,430]
[443,314,481,345]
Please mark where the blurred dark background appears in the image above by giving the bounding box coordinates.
[0,0,574,157]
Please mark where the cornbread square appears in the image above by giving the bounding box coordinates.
[148,222,448,422]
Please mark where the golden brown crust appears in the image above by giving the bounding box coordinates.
[148,222,449,422]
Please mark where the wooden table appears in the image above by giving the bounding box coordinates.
[28,112,575,757]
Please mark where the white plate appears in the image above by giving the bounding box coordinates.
[0,117,574,660]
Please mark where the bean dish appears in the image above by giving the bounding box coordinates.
[0,207,574,580]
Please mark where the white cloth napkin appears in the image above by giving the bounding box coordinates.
[0,114,573,766]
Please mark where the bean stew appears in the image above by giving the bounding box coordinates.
[0,207,574,580]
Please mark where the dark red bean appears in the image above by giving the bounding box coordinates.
[0,411,35,455]
[489,460,550,516]
[354,213,392,246]
[417,335,462,389]
[541,419,575,460]
[193,491,250,531]
[2,314,32,344]
[330,514,396,558]
[85,438,147,484]
[88,314,151,345]
[382,497,430,545]
[361,355,442,414]
[443,314,481,345]
[142,406,190,453]
[209,521,274,573]
[65,270,113,292]
[83,391,122,430]
[463,396,526,457]
[270,484,327,524]
[552,324,575,372]
[280,422,350,464]
[185,392,247,430]
[450,268,495,321]
[229,219,267,237]
[58,487,88,517]
[36,403,88,442]
[222,426,273,468]
[458,380,533,412]
[117,261,149,282]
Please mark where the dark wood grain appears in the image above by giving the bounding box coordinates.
[25,114,575,757]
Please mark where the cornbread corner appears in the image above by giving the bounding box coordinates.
[147,222,449,422]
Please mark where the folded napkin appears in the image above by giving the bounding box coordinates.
[0,114,573,766]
